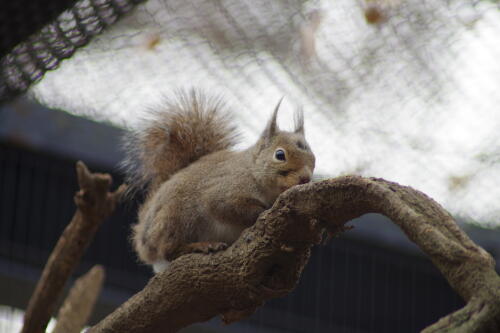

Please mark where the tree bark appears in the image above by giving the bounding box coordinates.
[52,265,105,333]
[21,161,125,333]
[88,176,500,333]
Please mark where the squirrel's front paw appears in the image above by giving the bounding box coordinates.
[189,241,228,254]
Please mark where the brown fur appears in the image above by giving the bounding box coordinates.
[126,93,315,267]
[122,90,239,194]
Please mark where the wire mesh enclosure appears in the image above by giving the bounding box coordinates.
[2,0,498,226]
[0,0,499,332]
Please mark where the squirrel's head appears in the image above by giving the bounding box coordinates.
[253,98,315,197]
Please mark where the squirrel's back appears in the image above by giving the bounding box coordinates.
[121,89,239,193]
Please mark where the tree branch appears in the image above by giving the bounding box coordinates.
[53,265,105,333]
[88,176,500,333]
[21,161,125,333]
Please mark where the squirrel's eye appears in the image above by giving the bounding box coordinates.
[275,149,286,161]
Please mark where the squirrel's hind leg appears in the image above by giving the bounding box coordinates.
[163,241,228,261]
[171,242,227,258]
[152,242,228,273]
[184,241,228,254]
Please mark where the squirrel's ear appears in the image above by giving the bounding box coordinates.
[294,107,304,134]
[261,97,283,141]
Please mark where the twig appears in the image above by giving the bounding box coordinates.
[21,161,125,333]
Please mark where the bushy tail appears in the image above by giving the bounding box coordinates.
[122,89,239,194]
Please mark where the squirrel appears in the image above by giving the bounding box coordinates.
[122,90,315,273]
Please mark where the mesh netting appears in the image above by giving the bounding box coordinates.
[0,0,78,59]
[1,0,500,226]
[0,0,146,102]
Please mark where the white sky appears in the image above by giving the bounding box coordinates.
[0,306,57,332]
[30,0,500,226]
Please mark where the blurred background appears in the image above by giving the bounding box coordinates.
[1,0,499,332]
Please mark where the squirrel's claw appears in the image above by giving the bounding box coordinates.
[190,241,228,254]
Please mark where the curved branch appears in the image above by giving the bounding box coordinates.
[21,161,125,333]
[89,176,500,333]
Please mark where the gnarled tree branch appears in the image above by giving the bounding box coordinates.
[89,176,500,333]
[21,161,125,333]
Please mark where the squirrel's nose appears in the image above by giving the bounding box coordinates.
[299,176,311,185]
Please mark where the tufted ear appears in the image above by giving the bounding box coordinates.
[260,97,283,142]
[294,107,304,134]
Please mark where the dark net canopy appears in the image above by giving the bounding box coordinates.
[0,0,499,226]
